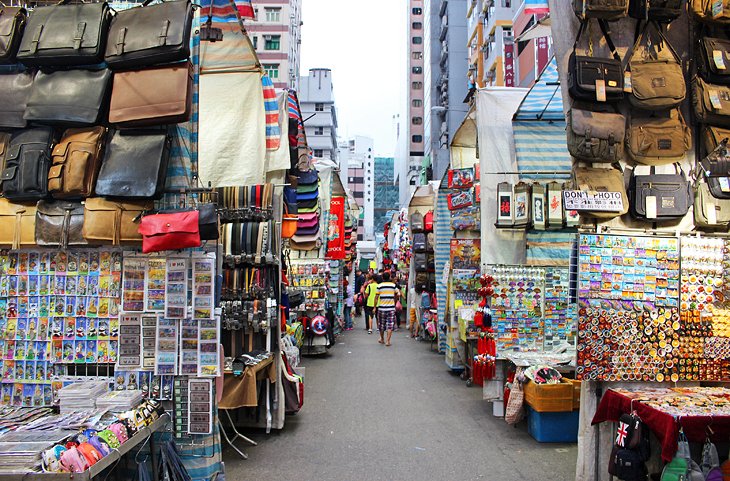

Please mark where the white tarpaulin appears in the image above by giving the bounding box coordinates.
[476,87,529,267]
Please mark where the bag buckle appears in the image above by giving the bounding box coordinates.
[30,24,43,54]
[73,22,86,50]
[159,19,170,46]
[116,28,127,55]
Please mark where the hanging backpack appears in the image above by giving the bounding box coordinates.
[413,233,426,252]
[423,210,434,231]
[628,0,683,22]
[410,212,424,232]
[573,0,629,20]
[414,253,428,272]
[426,232,435,252]
[568,19,624,103]
[701,438,720,477]
[420,291,431,309]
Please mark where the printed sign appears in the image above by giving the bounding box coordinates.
[563,190,624,212]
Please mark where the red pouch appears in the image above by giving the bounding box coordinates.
[138,211,201,253]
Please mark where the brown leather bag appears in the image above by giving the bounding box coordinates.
[0,198,36,249]
[625,108,691,165]
[82,197,152,245]
[49,127,106,199]
[35,200,86,248]
[109,62,192,127]
[0,131,9,187]
[0,6,26,64]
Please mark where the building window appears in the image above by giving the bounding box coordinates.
[264,35,281,50]
[412,117,423,125]
[313,149,323,157]
[315,127,324,135]
[412,52,423,60]
[412,7,422,14]
[264,7,281,22]
[315,103,324,112]
[252,36,257,49]
[412,99,423,107]
[501,0,511,6]
[412,81,423,90]
[412,22,422,29]
[263,64,279,79]
[412,135,423,143]
[412,66,423,74]
[412,36,422,45]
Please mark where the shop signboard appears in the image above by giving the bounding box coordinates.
[563,190,624,212]
[325,196,346,260]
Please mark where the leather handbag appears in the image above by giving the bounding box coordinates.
[625,23,685,110]
[25,69,111,126]
[104,0,193,70]
[1,127,54,202]
[698,127,730,198]
[573,0,629,19]
[695,179,730,228]
[0,198,36,249]
[625,108,691,165]
[0,131,9,184]
[35,200,86,248]
[282,214,297,239]
[109,62,193,127]
[574,165,629,218]
[628,0,683,22]
[138,210,200,253]
[0,6,27,64]
[628,164,692,220]
[0,71,32,128]
[82,197,152,245]
[692,75,730,127]
[95,129,171,199]
[567,105,626,163]
[568,19,624,102]
[698,37,730,85]
[156,203,218,241]
[17,1,111,66]
[48,126,106,199]
[691,0,730,23]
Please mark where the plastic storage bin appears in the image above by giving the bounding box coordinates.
[524,379,574,412]
[526,406,579,443]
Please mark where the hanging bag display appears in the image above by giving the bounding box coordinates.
[625,22,686,110]
[414,252,428,272]
[698,37,730,85]
[0,71,32,128]
[699,128,730,198]
[410,211,424,232]
[138,210,201,253]
[628,164,692,220]
[628,0,683,22]
[35,200,86,248]
[573,165,629,218]
[104,0,193,70]
[82,197,152,245]
[17,0,112,66]
[109,62,193,127]
[567,104,626,163]
[95,129,172,199]
[625,108,691,165]
[24,69,111,126]
[0,131,9,183]
[48,126,106,199]
[413,232,426,252]
[0,198,36,249]
[1,127,54,202]
[691,0,730,24]
[573,0,629,20]
[568,19,624,102]
[423,210,434,231]
[0,6,27,64]
[692,75,730,127]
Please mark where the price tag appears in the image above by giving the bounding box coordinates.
[710,89,723,109]
[624,71,633,93]
[713,0,724,18]
[709,203,718,225]
[714,50,727,70]
[595,79,607,102]
[720,177,730,192]
[646,196,657,219]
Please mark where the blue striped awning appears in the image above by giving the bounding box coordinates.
[434,179,451,355]
[526,231,576,267]
[513,121,572,181]
[513,57,563,121]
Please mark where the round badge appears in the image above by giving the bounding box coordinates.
[670,373,679,382]
[656,373,664,382]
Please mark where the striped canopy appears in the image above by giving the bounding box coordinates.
[513,57,563,121]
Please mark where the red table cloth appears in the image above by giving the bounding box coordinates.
[592,389,730,462]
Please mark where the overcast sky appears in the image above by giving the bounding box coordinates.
[299,0,407,158]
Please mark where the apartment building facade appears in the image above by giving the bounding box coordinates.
[339,136,375,243]
[248,0,302,89]
[298,68,338,162]
[405,0,426,189]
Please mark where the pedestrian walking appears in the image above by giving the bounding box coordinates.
[374,271,400,346]
[363,274,379,334]
[354,269,365,316]
[344,281,354,330]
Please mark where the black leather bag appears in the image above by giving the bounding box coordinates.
[608,446,648,481]
[95,129,171,199]
[698,37,730,86]
[105,0,193,70]
[699,127,730,199]
[17,1,111,66]
[628,0,683,22]
[0,71,32,128]
[25,69,111,126]
[568,19,624,102]
[629,164,692,220]
[35,200,86,248]
[0,6,27,64]
[1,127,54,202]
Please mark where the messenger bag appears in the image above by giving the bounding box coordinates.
[628,164,692,220]
[0,6,26,64]
[625,108,691,165]
[1,127,54,202]
[573,164,629,218]
[568,19,624,102]
[567,104,626,163]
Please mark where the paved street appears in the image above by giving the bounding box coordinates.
[224,317,578,481]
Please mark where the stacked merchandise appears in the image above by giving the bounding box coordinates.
[291,169,321,251]
[288,260,334,352]
[57,379,108,413]
[95,389,144,412]
[411,211,435,294]
[445,167,481,231]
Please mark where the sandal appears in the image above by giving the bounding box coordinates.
[378,339,384,344]
[368,330,372,334]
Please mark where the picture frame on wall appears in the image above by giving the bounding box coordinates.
[495,182,514,228]
[547,182,564,229]
[513,182,531,228]
[532,183,546,230]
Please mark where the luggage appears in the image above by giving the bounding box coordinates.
[48,127,106,199]
[568,19,624,102]
[625,109,691,165]
[691,0,730,24]
[411,211,424,232]
[628,0,683,22]
[1,127,54,202]
[413,232,426,252]
[567,105,626,163]
[573,165,629,218]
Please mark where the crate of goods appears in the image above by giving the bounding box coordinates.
[526,406,579,443]
[523,379,573,412]
[566,378,581,410]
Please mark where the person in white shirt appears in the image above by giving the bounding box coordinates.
[344,281,354,331]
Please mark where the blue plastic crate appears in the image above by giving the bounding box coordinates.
[526,406,579,443]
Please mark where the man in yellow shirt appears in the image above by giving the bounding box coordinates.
[363,274,380,334]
